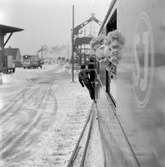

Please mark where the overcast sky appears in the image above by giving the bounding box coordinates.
[0,0,111,55]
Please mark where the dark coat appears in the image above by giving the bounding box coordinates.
[78,69,90,87]
[88,62,97,82]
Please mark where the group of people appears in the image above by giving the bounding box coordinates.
[90,30,125,79]
[78,31,125,101]
[78,56,99,101]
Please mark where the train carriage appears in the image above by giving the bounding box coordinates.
[98,0,165,166]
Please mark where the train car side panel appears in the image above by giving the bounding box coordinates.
[115,0,165,166]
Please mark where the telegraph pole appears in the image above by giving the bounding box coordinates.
[71,4,75,82]
[0,33,4,84]
[67,42,69,59]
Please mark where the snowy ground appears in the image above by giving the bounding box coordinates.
[0,64,93,167]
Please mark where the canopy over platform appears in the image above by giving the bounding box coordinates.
[0,24,24,35]
[0,24,24,48]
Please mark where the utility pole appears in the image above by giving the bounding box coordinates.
[71,4,75,82]
[67,42,69,59]
[0,33,4,84]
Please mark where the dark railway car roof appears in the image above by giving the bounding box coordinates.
[98,0,116,34]
[0,24,23,34]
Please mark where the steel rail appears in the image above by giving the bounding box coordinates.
[95,67,141,167]
[67,103,94,167]
[106,96,141,167]
[80,104,95,167]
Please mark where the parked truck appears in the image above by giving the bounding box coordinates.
[22,55,43,69]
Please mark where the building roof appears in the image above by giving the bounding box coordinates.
[0,24,23,35]
[0,48,20,56]
[5,48,20,56]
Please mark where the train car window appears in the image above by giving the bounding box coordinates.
[106,9,117,34]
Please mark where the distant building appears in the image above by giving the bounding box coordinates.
[4,47,22,61]
[0,47,22,67]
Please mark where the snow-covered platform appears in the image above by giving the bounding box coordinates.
[95,87,140,167]
[69,84,142,167]
[67,85,139,167]
[0,64,144,167]
[0,65,94,167]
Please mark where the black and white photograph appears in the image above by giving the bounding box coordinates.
[0,0,165,166]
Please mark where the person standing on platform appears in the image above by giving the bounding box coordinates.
[87,56,100,101]
[78,64,95,100]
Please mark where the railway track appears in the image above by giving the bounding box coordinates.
[105,95,141,167]
[67,70,142,167]
[67,103,95,167]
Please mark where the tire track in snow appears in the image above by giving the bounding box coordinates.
[0,69,66,166]
[0,76,48,120]
[0,87,30,118]
[2,85,58,165]
[0,87,41,125]
[0,87,50,159]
